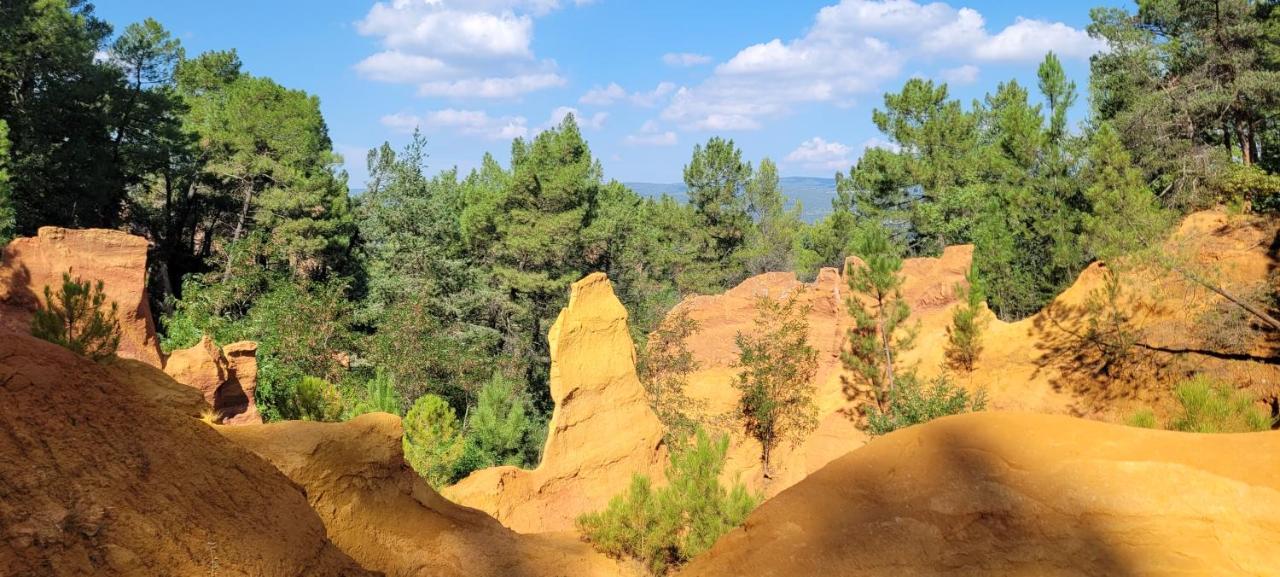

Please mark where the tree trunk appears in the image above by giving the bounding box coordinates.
[222,182,254,283]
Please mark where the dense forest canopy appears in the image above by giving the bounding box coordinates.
[2,0,1278,483]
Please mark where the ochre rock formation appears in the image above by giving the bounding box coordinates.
[0,333,373,577]
[0,227,163,367]
[445,272,667,533]
[221,414,644,577]
[680,412,1280,577]
[670,211,1280,498]
[164,336,262,425]
[673,245,973,497]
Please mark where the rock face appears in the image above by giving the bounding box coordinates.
[164,336,262,425]
[221,414,643,577]
[0,227,163,367]
[681,412,1280,577]
[445,272,667,533]
[0,332,373,577]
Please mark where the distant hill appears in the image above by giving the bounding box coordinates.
[623,177,837,223]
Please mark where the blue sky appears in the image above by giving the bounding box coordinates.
[95,0,1123,187]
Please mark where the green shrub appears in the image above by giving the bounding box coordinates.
[865,375,987,436]
[578,429,759,574]
[1126,408,1158,429]
[460,373,545,472]
[345,369,404,417]
[403,394,465,488]
[292,376,344,422]
[32,272,122,361]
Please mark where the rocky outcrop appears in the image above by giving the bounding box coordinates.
[164,336,262,425]
[221,414,643,577]
[0,227,163,367]
[681,412,1280,577]
[445,272,667,533]
[0,332,373,577]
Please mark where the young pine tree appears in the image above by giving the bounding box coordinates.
[31,272,122,361]
[403,394,465,488]
[733,292,819,478]
[944,263,987,372]
[842,224,915,414]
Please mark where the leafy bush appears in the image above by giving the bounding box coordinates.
[865,375,987,436]
[459,373,545,472]
[32,272,122,361]
[345,369,405,417]
[1126,376,1272,433]
[638,309,709,448]
[403,394,465,488]
[292,376,344,422]
[578,429,759,575]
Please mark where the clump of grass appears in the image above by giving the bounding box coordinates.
[1126,376,1272,433]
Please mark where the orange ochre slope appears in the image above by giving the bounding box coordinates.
[2,210,1278,576]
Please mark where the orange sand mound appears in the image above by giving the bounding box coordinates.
[681,411,1280,577]
[222,414,644,577]
[0,333,372,577]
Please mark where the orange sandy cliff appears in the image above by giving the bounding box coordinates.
[445,272,668,533]
[0,227,163,367]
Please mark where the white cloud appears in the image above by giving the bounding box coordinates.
[385,108,530,140]
[974,18,1105,61]
[662,52,712,67]
[545,106,608,130]
[784,136,901,171]
[417,73,566,98]
[940,64,979,85]
[579,83,627,106]
[579,81,676,108]
[356,0,582,99]
[625,120,678,146]
[659,1,1100,132]
[785,137,854,171]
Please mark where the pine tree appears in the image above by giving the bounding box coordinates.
[684,137,752,277]
[403,394,465,488]
[0,119,13,245]
[944,263,987,372]
[733,292,818,477]
[31,272,122,361]
[842,223,915,414]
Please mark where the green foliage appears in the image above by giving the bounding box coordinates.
[1168,377,1271,433]
[31,272,122,361]
[403,394,465,488]
[577,429,759,574]
[638,309,708,447]
[734,292,819,475]
[738,158,802,275]
[865,375,987,436]
[843,223,915,413]
[685,137,752,278]
[292,376,343,422]
[460,373,545,472]
[345,370,405,418]
[0,119,13,245]
[945,264,987,372]
[1128,376,1272,433]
